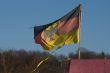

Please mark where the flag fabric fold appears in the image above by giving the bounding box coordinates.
[34,4,81,51]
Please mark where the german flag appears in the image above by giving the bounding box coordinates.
[34,4,81,51]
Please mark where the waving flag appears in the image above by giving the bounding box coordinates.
[34,4,81,51]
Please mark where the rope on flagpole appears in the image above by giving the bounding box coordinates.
[31,55,52,73]
[30,48,59,73]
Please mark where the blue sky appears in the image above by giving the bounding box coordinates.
[0,0,110,55]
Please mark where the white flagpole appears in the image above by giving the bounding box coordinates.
[78,0,82,60]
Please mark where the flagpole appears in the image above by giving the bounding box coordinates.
[78,0,82,60]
